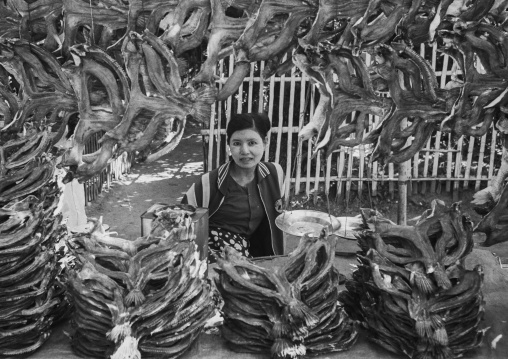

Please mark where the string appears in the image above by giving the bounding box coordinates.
[326,172,333,224]
[89,0,95,44]
[141,0,145,33]
[367,150,374,209]
[343,148,350,236]
[283,75,311,213]
[27,4,34,48]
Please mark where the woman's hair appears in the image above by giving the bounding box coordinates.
[226,113,271,143]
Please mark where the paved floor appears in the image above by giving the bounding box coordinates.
[86,129,205,240]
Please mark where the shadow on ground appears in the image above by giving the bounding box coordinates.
[86,131,205,240]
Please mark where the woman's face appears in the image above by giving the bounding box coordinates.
[229,128,267,170]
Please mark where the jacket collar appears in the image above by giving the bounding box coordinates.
[217,161,270,194]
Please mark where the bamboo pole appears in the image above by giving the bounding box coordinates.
[219,56,234,168]
[358,144,365,205]
[295,72,307,195]
[445,133,453,193]
[430,130,442,193]
[306,85,315,195]
[247,62,255,113]
[209,58,224,170]
[412,134,419,194]
[371,114,378,197]
[363,53,377,198]
[388,162,395,198]
[463,136,475,189]
[453,136,463,201]
[266,62,276,162]
[259,61,265,113]
[488,127,498,187]
[325,154,332,197]
[346,147,353,206]
[336,148,345,201]
[275,55,286,164]
[421,137,432,194]
[287,175,489,182]
[313,150,322,204]
[285,63,297,200]
[398,118,409,225]
[475,131,488,190]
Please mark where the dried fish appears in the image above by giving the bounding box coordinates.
[67,206,213,358]
[216,230,358,358]
[341,201,486,358]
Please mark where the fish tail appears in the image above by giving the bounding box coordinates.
[271,338,306,359]
[107,322,132,342]
[415,317,432,338]
[271,338,292,356]
[424,315,434,338]
[110,335,141,359]
[433,267,452,290]
[289,325,309,342]
[413,273,437,294]
[125,289,146,306]
[432,327,449,346]
[285,300,319,327]
[430,314,443,328]
[190,86,216,124]
[271,320,290,338]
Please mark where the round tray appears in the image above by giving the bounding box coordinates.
[275,210,341,237]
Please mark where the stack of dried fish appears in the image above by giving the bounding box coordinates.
[215,230,358,358]
[66,208,214,358]
[0,129,70,357]
[149,204,197,242]
[340,200,486,359]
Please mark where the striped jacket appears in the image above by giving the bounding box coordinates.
[182,161,285,256]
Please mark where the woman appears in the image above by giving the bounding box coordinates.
[182,113,285,261]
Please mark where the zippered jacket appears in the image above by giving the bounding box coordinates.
[182,161,285,256]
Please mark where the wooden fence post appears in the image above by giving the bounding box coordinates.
[398,161,408,225]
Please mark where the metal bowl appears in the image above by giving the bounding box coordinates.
[275,210,341,237]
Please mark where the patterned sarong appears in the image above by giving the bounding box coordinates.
[208,227,250,263]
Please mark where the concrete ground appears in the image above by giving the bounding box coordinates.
[86,129,205,240]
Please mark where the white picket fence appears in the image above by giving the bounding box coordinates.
[201,44,502,201]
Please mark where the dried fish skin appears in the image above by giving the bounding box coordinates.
[0,213,68,355]
[67,206,214,359]
[343,201,486,358]
[217,231,358,358]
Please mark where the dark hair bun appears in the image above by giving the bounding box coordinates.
[227,113,271,142]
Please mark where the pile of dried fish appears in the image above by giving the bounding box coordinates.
[0,129,70,357]
[474,182,508,247]
[66,208,214,358]
[149,204,197,241]
[472,134,508,246]
[340,200,486,358]
[215,230,358,358]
